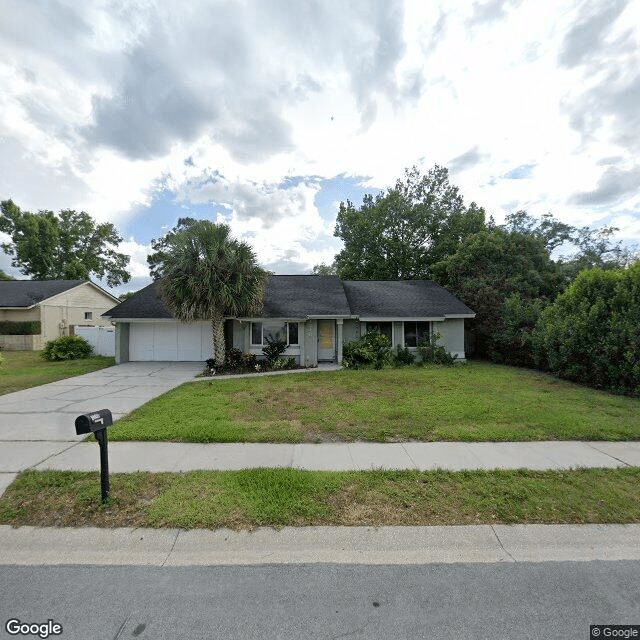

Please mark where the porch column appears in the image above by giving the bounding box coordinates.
[337,318,343,364]
[243,322,250,352]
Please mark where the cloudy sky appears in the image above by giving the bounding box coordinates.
[1,0,639,294]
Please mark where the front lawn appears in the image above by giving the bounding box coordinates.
[108,363,640,442]
[1,467,638,530]
[0,351,115,395]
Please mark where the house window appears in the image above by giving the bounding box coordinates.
[251,322,299,346]
[84,312,93,320]
[404,321,430,348]
[251,322,262,345]
[288,322,298,345]
[364,321,392,341]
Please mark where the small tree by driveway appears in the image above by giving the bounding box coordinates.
[151,220,267,365]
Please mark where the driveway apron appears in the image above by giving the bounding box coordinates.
[0,362,202,486]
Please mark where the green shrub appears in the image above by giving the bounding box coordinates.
[207,348,259,374]
[260,355,298,372]
[490,293,547,367]
[343,330,392,370]
[42,335,93,361]
[532,263,640,396]
[223,348,258,372]
[417,332,457,365]
[0,321,41,335]
[393,345,416,366]
[262,337,288,365]
[241,352,258,371]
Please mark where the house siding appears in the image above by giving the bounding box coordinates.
[0,308,40,322]
[115,323,130,364]
[232,320,246,350]
[342,319,358,343]
[41,283,118,343]
[393,321,403,350]
[303,320,318,367]
[433,318,465,359]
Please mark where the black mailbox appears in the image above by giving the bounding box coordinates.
[75,409,113,435]
[74,409,113,505]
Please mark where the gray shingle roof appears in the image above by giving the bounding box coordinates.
[105,282,173,319]
[0,280,86,307]
[342,280,475,318]
[262,275,351,318]
[105,276,475,319]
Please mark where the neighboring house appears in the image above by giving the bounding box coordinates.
[104,275,475,365]
[0,280,120,350]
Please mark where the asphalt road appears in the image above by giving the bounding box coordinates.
[2,561,639,640]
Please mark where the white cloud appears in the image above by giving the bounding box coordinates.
[175,174,335,271]
[0,0,638,286]
[119,238,152,280]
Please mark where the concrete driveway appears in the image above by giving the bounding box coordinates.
[0,362,202,441]
[0,362,202,494]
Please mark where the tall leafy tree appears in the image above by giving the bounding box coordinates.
[503,209,632,283]
[311,262,337,275]
[432,228,560,358]
[0,199,130,286]
[149,219,268,365]
[147,217,198,280]
[503,210,576,252]
[333,165,487,280]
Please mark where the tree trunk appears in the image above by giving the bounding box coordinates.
[211,313,225,365]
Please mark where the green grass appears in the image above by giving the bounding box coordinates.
[1,467,639,530]
[0,350,115,395]
[108,363,640,443]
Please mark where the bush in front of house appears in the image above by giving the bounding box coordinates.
[225,348,258,372]
[206,349,257,374]
[266,356,297,371]
[262,337,288,366]
[342,329,392,370]
[393,345,416,366]
[417,331,457,365]
[204,347,300,375]
[0,320,41,335]
[42,335,93,361]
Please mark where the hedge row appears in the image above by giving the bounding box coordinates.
[0,320,41,335]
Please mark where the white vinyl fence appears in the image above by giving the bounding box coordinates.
[74,326,115,357]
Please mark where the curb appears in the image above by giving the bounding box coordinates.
[1,523,639,566]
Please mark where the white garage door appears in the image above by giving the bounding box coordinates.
[129,322,213,361]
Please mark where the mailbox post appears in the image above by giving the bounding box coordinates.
[75,409,113,505]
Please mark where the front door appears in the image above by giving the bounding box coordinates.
[317,320,336,361]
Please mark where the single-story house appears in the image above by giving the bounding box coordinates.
[0,280,120,350]
[104,275,475,365]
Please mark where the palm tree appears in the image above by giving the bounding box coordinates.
[154,220,268,365]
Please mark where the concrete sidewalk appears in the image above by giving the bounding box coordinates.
[1,441,638,493]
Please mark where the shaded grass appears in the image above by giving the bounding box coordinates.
[1,467,639,530]
[0,351,115,395]
[108,363,640,443]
